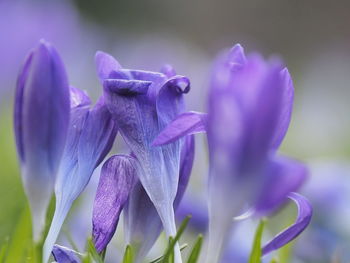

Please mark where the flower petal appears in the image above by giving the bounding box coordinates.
[152,112,207,146]
[52,244,81,263]
[254,156,308,216]
[270,68,294,149]
[262,193,313,256]
[93,155,137,252]
[95,51,121,82]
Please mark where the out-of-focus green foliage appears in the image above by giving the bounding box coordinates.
[248,220,265,263]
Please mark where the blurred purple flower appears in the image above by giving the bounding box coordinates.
[124,135,194,262]
[14,40,70,241]
[43,93,117,260]
[98,51,190,262]
[154,44,311,262]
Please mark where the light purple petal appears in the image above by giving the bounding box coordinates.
[52,245,81,263]
[125,135,194,262]
[124,181,162,263]
[70,86,91,108]
[254,156,308,216]
[43,89,90,262]
[14,40,70,241]
[262,193,313,256]
[95,51,121,82]
[153,111,207,146]
[93,155,137,252]
[270,68,294,149]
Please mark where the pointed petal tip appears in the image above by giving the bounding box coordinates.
[95,51,121,81]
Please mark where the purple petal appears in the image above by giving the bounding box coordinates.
[174,135,195,208]
[14,40,70,241]
[254,156,308,216]
[52,245,81,263]
[152,111,207,146]
[160,64,177,78]
[262,193,313,256]
[270,68,294,149]
[93,155,137,252]
[95,51,121,82]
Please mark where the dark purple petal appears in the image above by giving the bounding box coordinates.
[52,245,81,263]
[95,51,121,82]
[104,79,151,95]
[254,156,308,216]
[14,40,70,241]
[93,155,137,252]
[152,112,207,146]
[262,193,313,256]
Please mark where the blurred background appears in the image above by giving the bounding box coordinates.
[1,0,350,262]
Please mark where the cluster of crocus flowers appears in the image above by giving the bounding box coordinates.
[14,40,312,263]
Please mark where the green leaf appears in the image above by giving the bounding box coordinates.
[248,219,266,263]
[186,235,203,263]
[5,205,33,262]
[86,237,104,263]
[122,245,134,263]
[161,216,191,263]
[269,258,279,263]
[0,239,9,263]
[149,244,187,263]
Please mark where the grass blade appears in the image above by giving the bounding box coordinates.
[186,235,203,263]
[248,219,266,263]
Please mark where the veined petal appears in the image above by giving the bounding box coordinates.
[52,245,81,263]
[262,193,313,256]
[152,112,207,146]
[254,156,308,216]
[14,40,70,241]
[95,51,121,82]
[93,155,137,252]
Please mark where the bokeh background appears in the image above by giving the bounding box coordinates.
[1,0,350,262]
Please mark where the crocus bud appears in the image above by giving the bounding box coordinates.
[14,40,70,241]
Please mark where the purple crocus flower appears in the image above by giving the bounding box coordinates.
[14,40,70,241]
[97,51,190,262]
[43,91,118,261]
[154,44,312,262]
